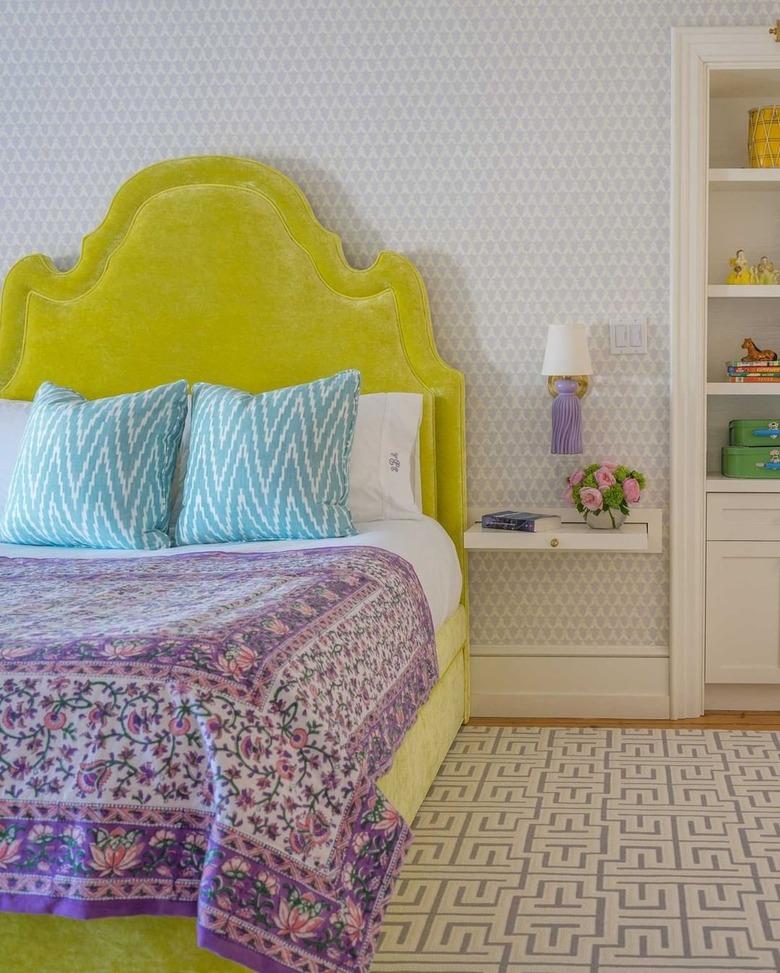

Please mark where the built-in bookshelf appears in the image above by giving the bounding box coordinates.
[707,69,780,490]
[703,66,780,703]
[671,33,780,718]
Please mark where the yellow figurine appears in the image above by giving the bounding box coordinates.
[752,255,779,285]
[727,249,752,284]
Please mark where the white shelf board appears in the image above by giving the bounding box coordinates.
[707,382,780,395]
[464,507,662,554]
[707,474,780,493]
[708,285,780,297]
[710,168,780,188]
[710,68,780,99]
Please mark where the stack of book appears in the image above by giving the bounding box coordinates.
[726,360,780,383]
[480,510,561,532]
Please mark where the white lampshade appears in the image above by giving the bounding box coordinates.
[541,324,592,376]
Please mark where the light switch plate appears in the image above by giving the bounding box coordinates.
[610,316,647,355]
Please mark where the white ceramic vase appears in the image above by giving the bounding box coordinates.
[584,508,626,529]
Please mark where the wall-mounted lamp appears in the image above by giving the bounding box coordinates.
[541,324,592,454]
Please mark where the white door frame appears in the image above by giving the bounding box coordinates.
[670,27,780,717]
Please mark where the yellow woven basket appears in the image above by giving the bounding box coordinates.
[749,106,780,167]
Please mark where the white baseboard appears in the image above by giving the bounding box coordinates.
[705,684,780,711]
[471,642,669,659]
[471,654,670,719]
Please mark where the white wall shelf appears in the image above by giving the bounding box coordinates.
[707,382,780,395]
[707,474,780,493]
[710,168,780,188]
[464,507,662,554]
[708,285,780,297]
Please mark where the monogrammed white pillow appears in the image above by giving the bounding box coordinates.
[348,392,423,522]
[0,399,32,521]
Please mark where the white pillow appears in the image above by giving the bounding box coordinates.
[0,399,31,521]
[0,391,424,530]
[349,392,423,522]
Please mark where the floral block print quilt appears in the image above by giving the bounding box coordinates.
[0,547,438,972]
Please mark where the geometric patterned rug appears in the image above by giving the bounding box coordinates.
[373,726,780,972]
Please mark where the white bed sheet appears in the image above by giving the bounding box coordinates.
[0,515,462,630]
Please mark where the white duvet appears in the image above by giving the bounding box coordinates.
[0,515,462,630]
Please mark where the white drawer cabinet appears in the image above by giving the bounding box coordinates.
[706,540,780,683]
[707,493,780,541]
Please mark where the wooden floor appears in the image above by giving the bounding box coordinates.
[471,712,780,730]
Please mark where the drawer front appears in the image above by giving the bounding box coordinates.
[708,493,780,540]
[707,541,780,683]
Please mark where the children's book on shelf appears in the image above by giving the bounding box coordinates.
[726,360,780,382]
[480,510,562,532]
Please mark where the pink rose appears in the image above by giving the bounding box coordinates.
[594,467,616,489]
[568,468,585,486]
[580,487,603,512]
[623,477,641,504]
[563,485,574,505]
[601,461,619,471]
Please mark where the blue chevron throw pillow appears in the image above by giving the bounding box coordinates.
[176,371,360,544]
[0,381,188,550]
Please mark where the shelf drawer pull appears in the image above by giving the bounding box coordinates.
[550,537,560,548]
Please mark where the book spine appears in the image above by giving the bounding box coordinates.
[481,514,534,525]
[481,519,537,532]
[726,360,780,368]
[727,368,780,375]
[727,366,780,373]
[728,376,780,383]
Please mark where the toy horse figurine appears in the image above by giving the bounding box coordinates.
[742,337,779,362]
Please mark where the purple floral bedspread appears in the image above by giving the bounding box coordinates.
[0,547,438,972]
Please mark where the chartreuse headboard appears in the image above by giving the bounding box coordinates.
[0,156,466,575]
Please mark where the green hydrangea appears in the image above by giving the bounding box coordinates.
[584,463,599,475]
[632,471,646,489]
[602,484,625,508]
[582,473,597,488]
[614,465,630,482]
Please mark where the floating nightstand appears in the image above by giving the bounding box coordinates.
[464,506,663,554]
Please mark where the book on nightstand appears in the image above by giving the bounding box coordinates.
[480,510,562,532]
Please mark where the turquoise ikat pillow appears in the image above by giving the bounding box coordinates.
[0,380,188,550]
[176,370,360,544]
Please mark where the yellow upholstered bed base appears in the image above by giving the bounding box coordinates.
[379,605,467,820]
[0,157,468,971]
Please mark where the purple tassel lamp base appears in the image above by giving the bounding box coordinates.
[550,378,583,454]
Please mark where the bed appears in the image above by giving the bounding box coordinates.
[0,156,468,972]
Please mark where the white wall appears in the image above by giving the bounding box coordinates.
[2,0,778,678]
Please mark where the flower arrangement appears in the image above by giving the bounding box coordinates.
[565,461,646,528]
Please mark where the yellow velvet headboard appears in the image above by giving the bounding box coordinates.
[0,155,466,574]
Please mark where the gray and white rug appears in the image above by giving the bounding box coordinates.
[374,726,780,972]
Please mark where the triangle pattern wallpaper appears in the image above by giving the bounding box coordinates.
[2,0,778,649]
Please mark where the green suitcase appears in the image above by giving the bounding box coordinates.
[729,418,780,446]
[722,444,780,477]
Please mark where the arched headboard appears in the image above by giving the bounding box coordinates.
[0,156,466,574]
